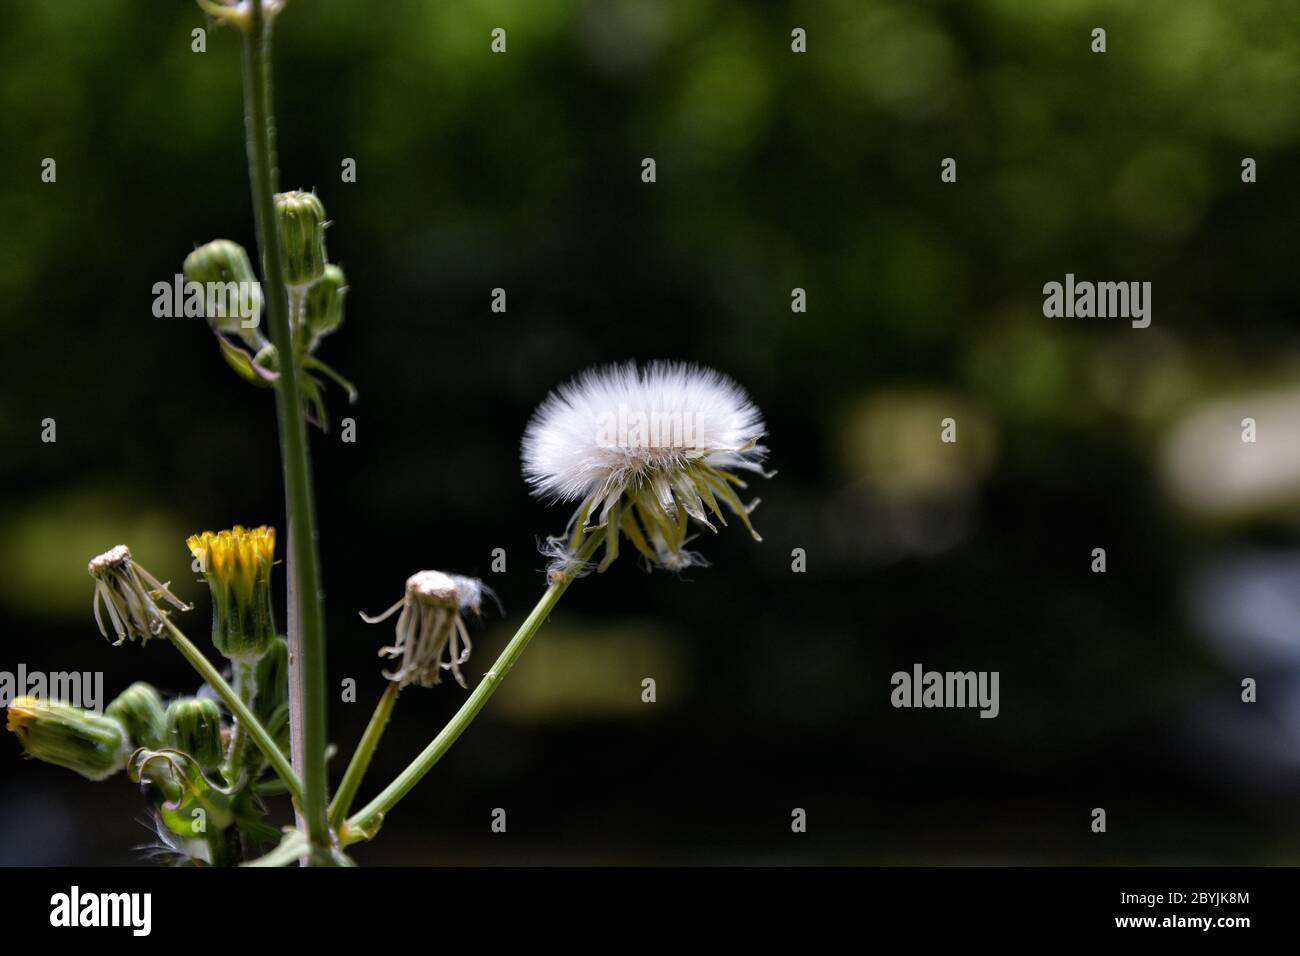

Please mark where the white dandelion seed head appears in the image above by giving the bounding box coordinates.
[522,362,772,575]
[521,361,767,504]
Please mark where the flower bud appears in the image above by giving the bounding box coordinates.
[184,239,255,287]
[6,697,129,781]
[183,239,263,338]
[105,681,166,750]
[303,264,347,346]
[186,526,278,660]
[275,190,328,286]
[163,698,224,772]
[255,636,289,722]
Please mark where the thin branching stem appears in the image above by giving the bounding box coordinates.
[328,682,400,830]
[342,536,602,844]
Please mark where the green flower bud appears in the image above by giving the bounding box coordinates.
[255,636,290,723]
[183,239,263,338]
[185,526,278,660]
[105,681,166,750]
[183,239,255,287]
[163,698,224,772]
[6,697,129,781]
[303,264,347,346]
[275,190,328,286]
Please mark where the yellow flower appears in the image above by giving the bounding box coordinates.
[187,525,277,660]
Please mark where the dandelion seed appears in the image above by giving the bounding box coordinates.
[360,571,485,689]
[522,361,772,573]
[88,545,191,645]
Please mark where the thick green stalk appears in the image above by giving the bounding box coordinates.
[343,538,601,844]
[239,0,330,857]
[328,682,400,830]
[162,618,303,804]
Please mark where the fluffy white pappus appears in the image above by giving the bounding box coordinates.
[521,361,768,503]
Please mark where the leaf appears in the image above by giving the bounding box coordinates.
[128,748,235,838]
[216,333,278,387]
[301,374,330,431]
[302,356,359,405]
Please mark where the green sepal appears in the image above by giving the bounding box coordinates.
[300,373,330,431]
[301,356,359,405]
[128,748,235,839]
[217,333,278,387]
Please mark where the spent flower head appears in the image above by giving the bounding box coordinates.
[89,545,191,645]
[522,361,771,574]
[187,525,278,660]
[360,571,486,689]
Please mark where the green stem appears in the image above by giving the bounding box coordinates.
[240,0,331,857]
[328,682,400,830]
[162,618,303,804]
[343,537,601,844]
[221,658,254,785]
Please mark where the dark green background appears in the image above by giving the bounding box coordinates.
[2,0,1299,864]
